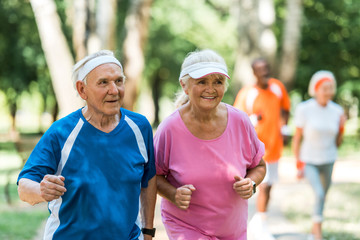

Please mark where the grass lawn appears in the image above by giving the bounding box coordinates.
[0,140,48,240]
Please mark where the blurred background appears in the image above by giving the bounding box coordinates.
[0,0,359,239]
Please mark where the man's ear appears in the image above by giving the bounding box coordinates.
[76,80,87,100]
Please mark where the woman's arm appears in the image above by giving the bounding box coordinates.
[233,158,266,199]
[156,175,195,210]
[292,127,305,178]
[336,114,346,147]
[245,158,266,187]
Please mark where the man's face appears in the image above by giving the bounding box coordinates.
[253,60,270,88]
[78,63,125,116]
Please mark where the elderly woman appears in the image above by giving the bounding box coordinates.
[154,49,266,240]
[292,70,346,240]
[17,50,157,240]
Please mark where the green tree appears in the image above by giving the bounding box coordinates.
[296,0,360,107]
[0,0,51,133]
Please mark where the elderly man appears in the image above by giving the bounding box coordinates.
[17,50,157,240]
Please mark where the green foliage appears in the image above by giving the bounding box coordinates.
[296,0,360,102]
[145,0,237,109]
[0,0,53,115]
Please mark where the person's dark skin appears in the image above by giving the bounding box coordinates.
[252,59,271,90]
[251,58,290,212]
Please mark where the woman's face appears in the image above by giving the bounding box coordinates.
[78,63,125,116]
[183,74,226,111]
[315,81,335,105]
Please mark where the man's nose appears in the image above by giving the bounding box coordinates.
[108,82,119,94]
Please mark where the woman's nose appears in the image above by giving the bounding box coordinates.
[206,83,216,92]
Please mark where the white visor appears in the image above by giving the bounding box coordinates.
[179,62,230,80]
[78,55,122,81]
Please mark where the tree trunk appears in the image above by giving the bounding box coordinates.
[232,0,277,87]
[96,0,117,51]
[122,0,153,111]
[277,0,303,90]
[72,0,88,60]
[30,0,83,118]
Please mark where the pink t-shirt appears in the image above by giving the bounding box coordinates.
[154,104,265,239]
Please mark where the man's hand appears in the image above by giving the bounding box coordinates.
[40,175,67,202]
[174,184,196,210]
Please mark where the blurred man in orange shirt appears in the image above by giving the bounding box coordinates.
[233,58,290,240]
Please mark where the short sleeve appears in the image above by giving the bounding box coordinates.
[153,124,170,176]
[245,114,265,169]
[141,122,156,188]
[17,127,60,184]
[294,103,306,128]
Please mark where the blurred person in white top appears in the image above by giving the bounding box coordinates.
[292,70,346,240]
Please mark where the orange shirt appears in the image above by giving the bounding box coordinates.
[233,78,290,163]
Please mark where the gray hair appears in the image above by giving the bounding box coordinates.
[175,49,229,108]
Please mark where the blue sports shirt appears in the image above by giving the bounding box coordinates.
[17,108,156,240]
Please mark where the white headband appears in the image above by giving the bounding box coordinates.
[78,55,123,81]
[179,62,230,80]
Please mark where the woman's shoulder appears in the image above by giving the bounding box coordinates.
[297,98,316,109]
[328,101,344,114]
[226,104,249,120]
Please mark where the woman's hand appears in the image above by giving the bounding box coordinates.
[233,176,253,199]
[40,175,67,202]
[174,184,196,210]
[297,169,305,179]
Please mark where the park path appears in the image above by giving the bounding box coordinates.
[33,156,359,240]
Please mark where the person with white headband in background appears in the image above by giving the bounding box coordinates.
[17,50,157,240]
[292,70,346,240]
[154,49,266,239]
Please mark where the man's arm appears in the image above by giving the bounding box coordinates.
[140,175,157,239]
[18,175,66,205]
[18,178,45,205]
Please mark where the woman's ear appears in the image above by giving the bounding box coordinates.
[76,80,87,100]
[180,80,188,95]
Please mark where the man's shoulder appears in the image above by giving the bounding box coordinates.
[268,78,285,86]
